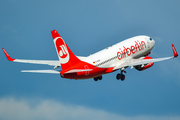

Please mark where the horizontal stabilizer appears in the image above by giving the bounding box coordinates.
[21,70,60,74]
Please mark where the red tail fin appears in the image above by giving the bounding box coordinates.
[51,30,81,70]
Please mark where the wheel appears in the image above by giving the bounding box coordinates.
[116,73,121,80]
[121,74,125,81]
[94,77,98,81]
[99,76,102,80]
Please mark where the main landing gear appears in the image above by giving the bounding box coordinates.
[94,76,102,81]
[116,70,126,81]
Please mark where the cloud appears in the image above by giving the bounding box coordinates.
[0,97,179,120]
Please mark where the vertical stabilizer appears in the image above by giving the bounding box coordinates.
[51,30,81,70]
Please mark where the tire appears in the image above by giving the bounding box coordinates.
[94,77,98,81]
[116,73,121,80]
[99,76,102,80]
[121,74,125,81]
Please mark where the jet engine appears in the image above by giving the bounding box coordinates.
[135,56,154,71]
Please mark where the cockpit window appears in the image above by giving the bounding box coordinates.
[150,38,152,40]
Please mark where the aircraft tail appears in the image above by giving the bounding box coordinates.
[51,30,81,70]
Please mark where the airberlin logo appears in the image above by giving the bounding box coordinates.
[59,45,68,58]
[117,40,146,60]
[54,37,70,64]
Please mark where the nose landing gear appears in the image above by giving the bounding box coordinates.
[116,70,126,81]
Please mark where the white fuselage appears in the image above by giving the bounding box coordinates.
[84,35,155,68]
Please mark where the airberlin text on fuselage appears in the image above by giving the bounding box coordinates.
[117,40,146,60]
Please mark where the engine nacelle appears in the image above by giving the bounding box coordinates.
[135,56,154,71]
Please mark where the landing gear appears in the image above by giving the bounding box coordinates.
[94,77,98,81]
[98,76,102,80]
[116,74,125,81]
[94,76,102,81]
[116,70,126,81]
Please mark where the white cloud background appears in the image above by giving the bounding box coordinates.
[0,97,179,120]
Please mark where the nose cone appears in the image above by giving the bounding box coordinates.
[147,37,155,49]
[151,40,155,47]
[151,39,155,48]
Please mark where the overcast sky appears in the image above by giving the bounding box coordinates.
[1,0,180,120]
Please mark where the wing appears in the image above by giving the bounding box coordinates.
[2,48,60,66]
[2,48,87,67]
[113,44,178,71]
[113,57,172,70]
[76,56,87,61]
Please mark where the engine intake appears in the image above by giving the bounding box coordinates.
[135,56,154,71]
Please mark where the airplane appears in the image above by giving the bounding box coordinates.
[2,30,178,81]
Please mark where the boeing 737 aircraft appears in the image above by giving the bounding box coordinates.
[2,30,178,81]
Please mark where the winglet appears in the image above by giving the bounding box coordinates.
[172,44,178,58]
[2,48,15,61]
